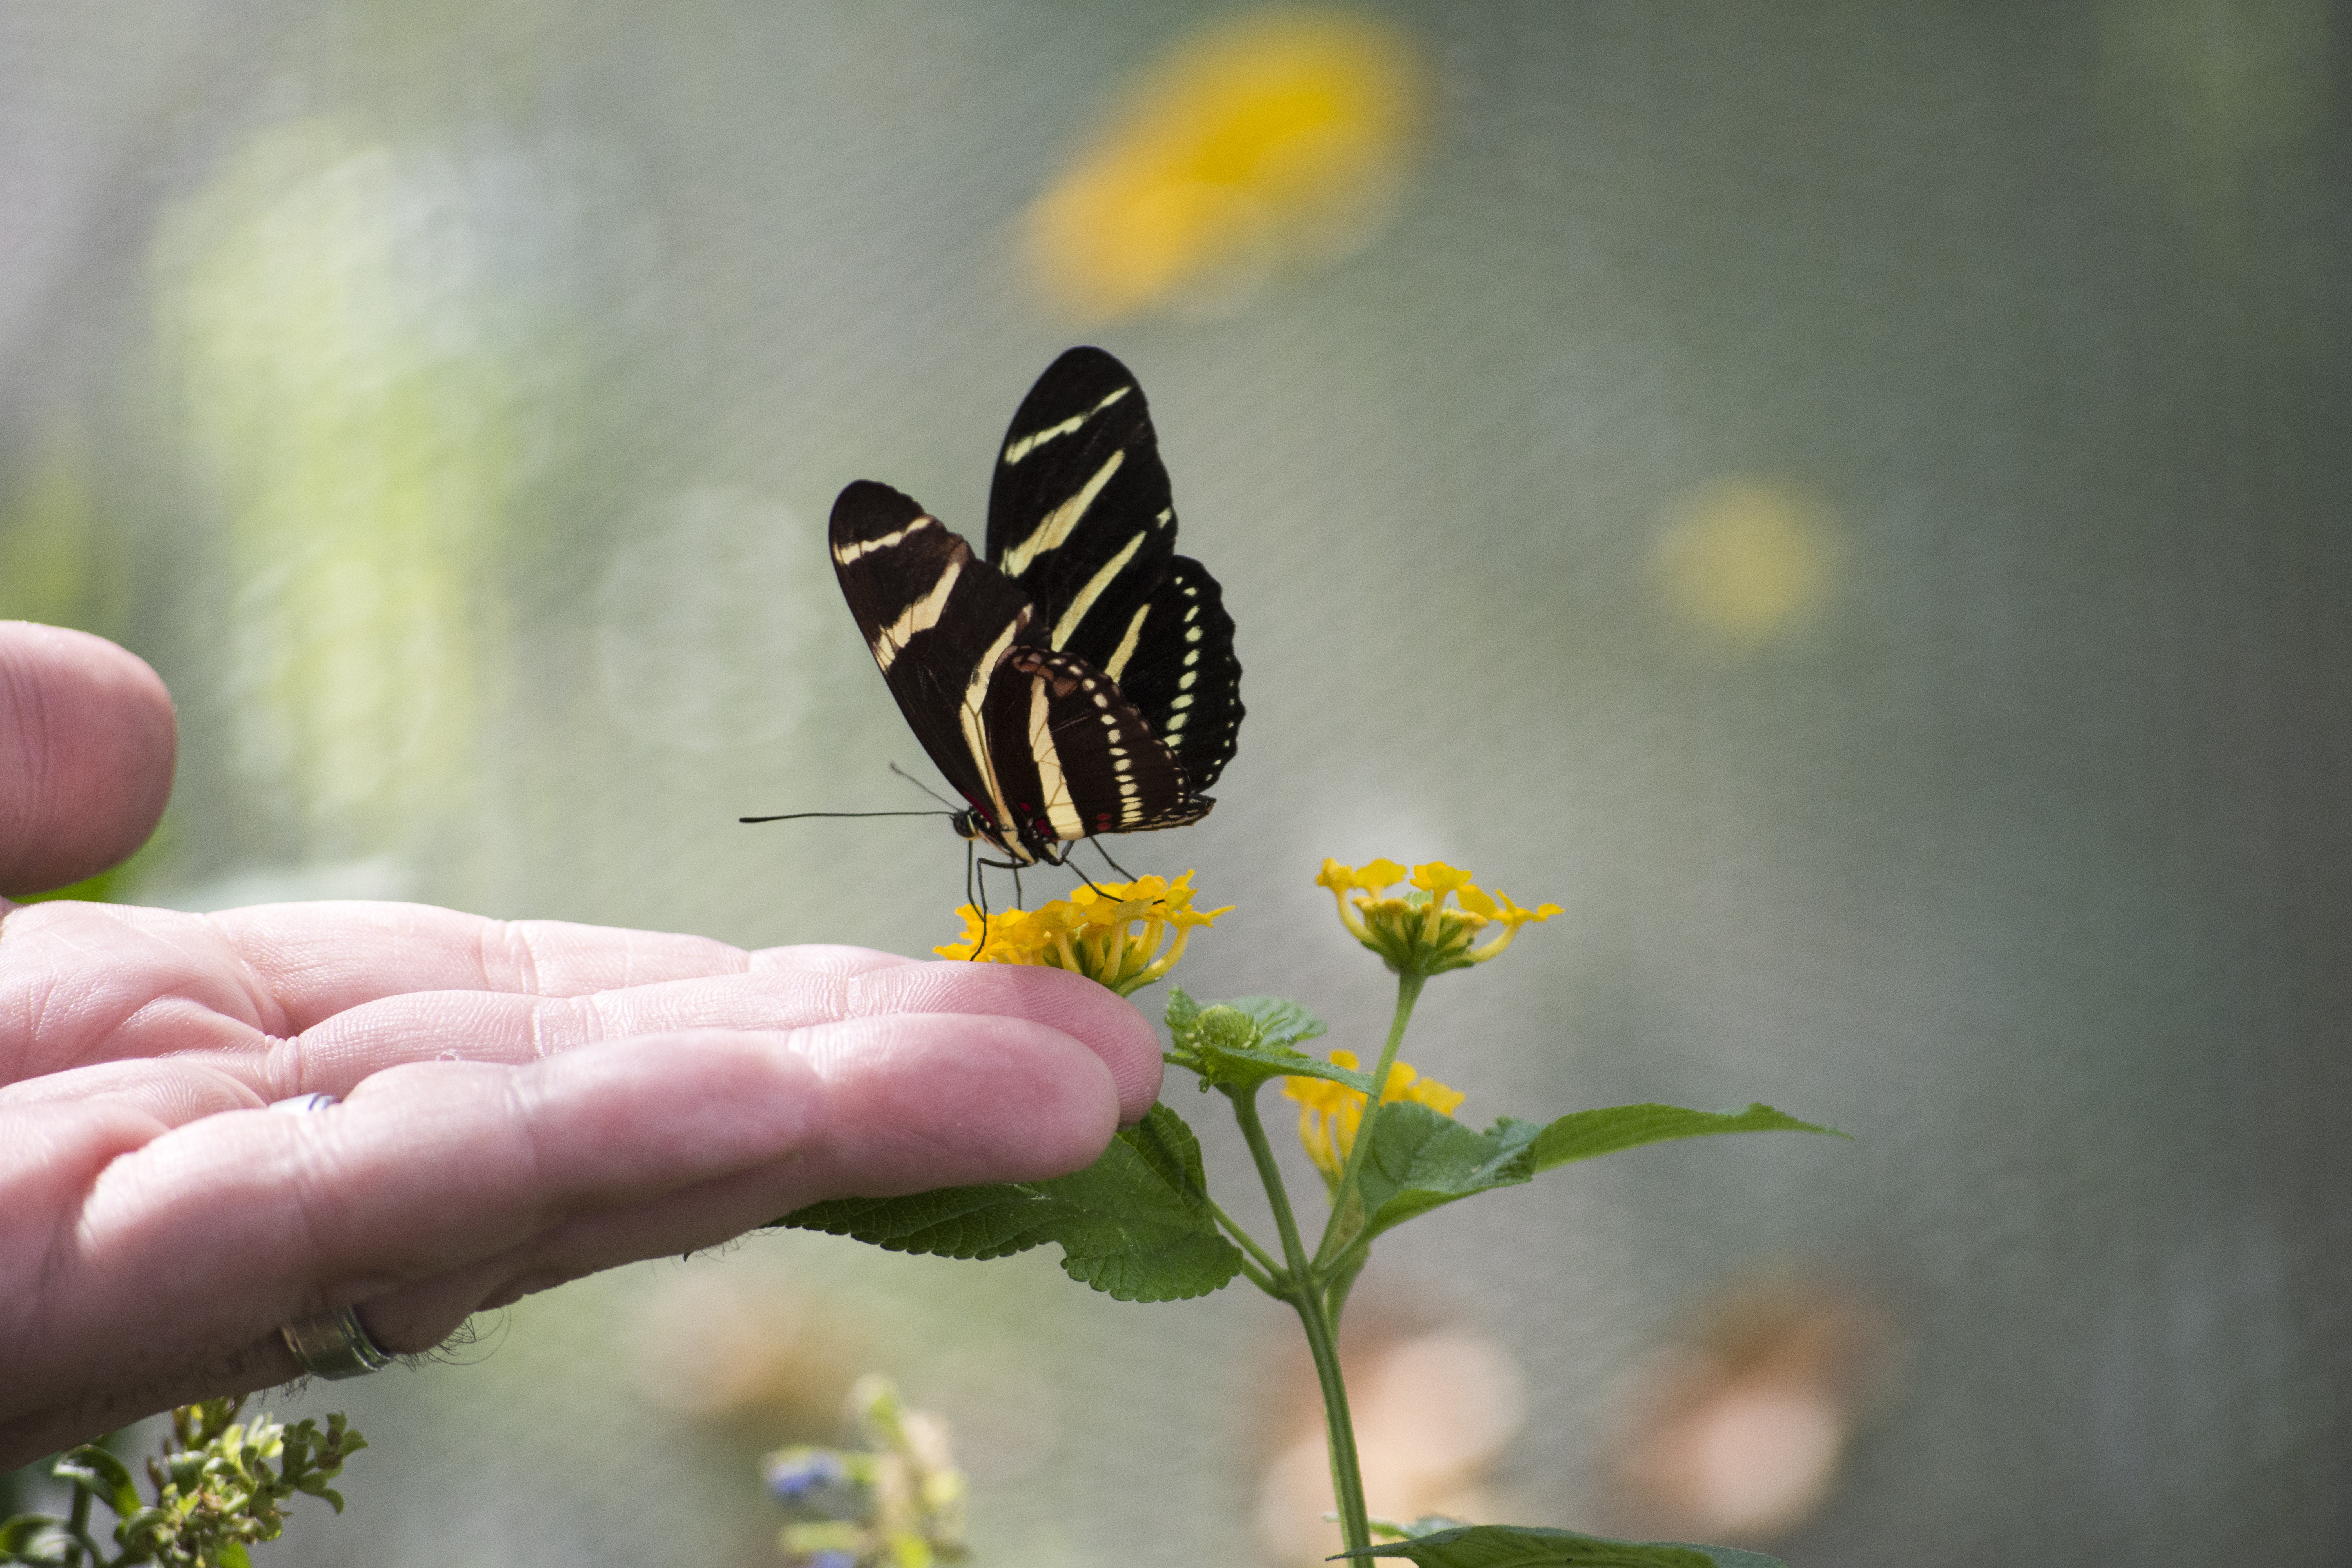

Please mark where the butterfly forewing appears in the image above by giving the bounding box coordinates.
[987,349,1179,665]
[986,347,1243,791]
[829,479,1034,831]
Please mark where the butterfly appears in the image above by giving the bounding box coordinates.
[824,347,1243,871]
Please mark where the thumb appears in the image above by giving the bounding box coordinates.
[0,623,176,897]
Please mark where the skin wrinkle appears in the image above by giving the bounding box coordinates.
[0,653,50,850]
[35,1107,173,1406]
[269,1112,350,1317]
[509,920,546,1000]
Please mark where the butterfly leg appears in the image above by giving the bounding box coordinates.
[965,839,984,958]
[1089,837,1137,882]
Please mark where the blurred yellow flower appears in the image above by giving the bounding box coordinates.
[1025,10,1427,319]
[1653,478,1841,648]
[935,871,1230,996]
[1284,1049,1465,1186]
[1318,858,1558,977]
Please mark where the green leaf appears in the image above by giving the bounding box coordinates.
[1336,1523,1787,1568]
[0,1514,69,1564]
[1214,996,1328,1053]
[1350,1103,1842,1247]
[1530,1104,1846,1170]
[52,1445,138,1518]
[1353,1106,1543,1239]
[1163,989,1350,1094]
[777,1103,1241,1302]
[220,1541,255,1568]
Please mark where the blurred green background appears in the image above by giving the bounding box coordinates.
[3,2,2347,1564]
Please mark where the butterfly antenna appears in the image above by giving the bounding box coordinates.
[739,810,958,824]
[889,762,964,811]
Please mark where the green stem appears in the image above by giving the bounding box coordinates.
[1227,1252,1279,1296]
[62,1486,102,1568]
[1207,1198,1287,1288]
[1229,1087,1373,1563]
[1314,971,1426,1269]
[1323,1249,1370,1325]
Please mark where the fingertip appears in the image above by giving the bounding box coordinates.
[0,623,176,896]
[785,1010,1125,1191]
[847,962,1163,1122]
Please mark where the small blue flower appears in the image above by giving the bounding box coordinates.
[764,1450,849,1501]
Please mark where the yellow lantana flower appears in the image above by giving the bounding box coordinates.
[1025,10,1427,319]
[1283,1049,1465,1187]
[1316,858,1559,976]
[935,872,1230,997]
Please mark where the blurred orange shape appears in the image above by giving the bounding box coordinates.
[1025,10,1427,319]
[1258,1329,1524,1564]
[1610,1273,1898,1543]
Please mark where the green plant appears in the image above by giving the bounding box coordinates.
[782,858,1842,1567]
[0,1399,365,1568]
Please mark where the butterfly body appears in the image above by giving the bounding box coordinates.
[829,348,1242,868]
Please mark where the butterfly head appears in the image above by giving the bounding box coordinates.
[950,806,1040,866]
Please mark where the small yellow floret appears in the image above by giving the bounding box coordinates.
[1283,1049,1465,1185]
[934,871,1229,996]
[1315,857,1557,976]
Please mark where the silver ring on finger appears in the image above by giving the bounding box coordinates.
[267,1091,396,1380]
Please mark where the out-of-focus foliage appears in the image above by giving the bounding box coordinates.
[764,1377,967,1568]
[151,117,554,857]
[0,1400,364,1568]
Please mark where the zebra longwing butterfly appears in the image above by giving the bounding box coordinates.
[829,347,1243,868]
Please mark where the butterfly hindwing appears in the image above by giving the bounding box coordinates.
[1098,556,1243,794]
[981,647,1210,851]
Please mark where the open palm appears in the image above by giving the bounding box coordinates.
[0,624,1158,1469]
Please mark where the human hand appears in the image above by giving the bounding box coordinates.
[0,623,1161,1469]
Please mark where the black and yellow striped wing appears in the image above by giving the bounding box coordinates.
[985,347,1244,795]
[829,348,1242,866]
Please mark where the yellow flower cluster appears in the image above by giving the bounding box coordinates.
[1283,1050,1465,1186]
[1024,10,1426,319]
[1316,859,1560,976]
[935,872,1230,996]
